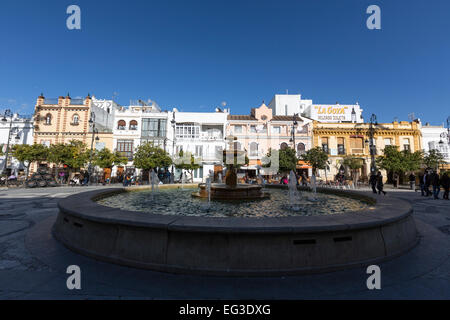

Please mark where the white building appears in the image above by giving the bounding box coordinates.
[111,101,171,179]
[421,122,450,165]
[170,108,229,183]
[0,113,34,174]
[268,93,364,123]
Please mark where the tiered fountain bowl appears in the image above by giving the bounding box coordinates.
[192,136,269,200]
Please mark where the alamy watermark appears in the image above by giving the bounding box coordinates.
[366,5,381,30]
[66,5,81,30]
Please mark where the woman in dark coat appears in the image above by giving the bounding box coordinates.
[441,172,450,200]
[376,171,386,195]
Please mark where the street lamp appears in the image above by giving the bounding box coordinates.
[368,113,378,174]
[171,112,176,184]
[87,112,99,185]
[290,113,299,152]
[1,109,15,178]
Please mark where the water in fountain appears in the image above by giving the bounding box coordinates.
[288,170,302,211]
[181,172,185,189]
[150,170,160,200]
[308,174,319,202]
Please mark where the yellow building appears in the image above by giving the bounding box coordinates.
[32,94,114,173]
[312,120,422,181]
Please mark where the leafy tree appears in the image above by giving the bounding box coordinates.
[12,144,49,178]
[342,156,364,186]
[48,140,90,179]
[262,148,298,173]
[133,142,172,182]
[423,149,445,170]
[301,147,328,175]
[93,148,128,170]
[376,145,423,186]
[174,150,201,183]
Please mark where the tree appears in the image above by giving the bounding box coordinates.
[48,140,90,179]
[301,147,328,175]
[423,149,445,170]
[133,142,172,182]
[12,144,49,178]
[342,156,364,186]
[376,145,423,187]
[262,148,297,173]
[93,148,128,170]
[174,150,200,183]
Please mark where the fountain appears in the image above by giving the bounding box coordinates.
[150,170,159,199]
[287,170,302,211]
[192,136,269,200]
[308,173,319,202]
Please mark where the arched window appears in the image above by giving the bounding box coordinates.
[233,141,241,151]
[129,120,138,130]
[250,142,258,157]
[72,114,79,125]
[45,114,52,125]
[117,120,126,130]
[297,143,306,156]
[280,142,289,150]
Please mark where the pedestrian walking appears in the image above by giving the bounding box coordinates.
[376,171,386,195]
[369,173,377,194]
[431,170,440,199]
[409,172,416,191]
[419,173,425,196]
[424,171,432,196]
[441,172,450,200]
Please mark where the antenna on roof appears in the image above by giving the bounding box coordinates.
[408,113,415,121]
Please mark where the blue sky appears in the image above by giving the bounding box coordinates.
[0,0,449,124]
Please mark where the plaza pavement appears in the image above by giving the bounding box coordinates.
[0,185,449,299]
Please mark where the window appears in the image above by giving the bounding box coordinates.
[234,125,243,133]
[322,137,329,154]
[117,120,126,130]
[72,114,79,125]
[45,114,52,125]
[272,126,281,134]
[261,115,267,120]
[337,137,345,155]
[297,143,306,156]
[280,142,289,150]
[117,140,134,160]
[350,137,364,154]
[195,145,203,157]
[250,125,256,133]
[249,142,258,157]
[403,138,410,152]
[142,118,167,138]
[233,141,241,151]
[41,140,51,147]
[384,138,392,146]
[175,123,199,139]
[129,120,138,130]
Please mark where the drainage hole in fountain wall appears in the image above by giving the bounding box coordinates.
[333,236,352,242]
[293,239,316,245]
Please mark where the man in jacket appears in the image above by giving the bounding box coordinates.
[431,170,440,200]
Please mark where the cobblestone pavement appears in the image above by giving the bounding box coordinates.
[0,185,449,299]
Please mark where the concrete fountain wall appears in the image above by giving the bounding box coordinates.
[53,185,418,276]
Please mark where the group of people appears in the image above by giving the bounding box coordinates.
[419,170,450,200]
[369,171,387,195]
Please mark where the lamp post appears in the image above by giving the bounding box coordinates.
[87,112,99,185]
[1,110,15,178]
[290,113,298,152]
[171,112,176,184]
[439,116,450,146]
[368,113,378,174]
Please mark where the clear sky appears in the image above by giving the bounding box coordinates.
[0,0,449,124]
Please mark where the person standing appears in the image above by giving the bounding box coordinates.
[376,171,386,195]
[424,171,432,196]
[409,172,416,191]
[441,172,450,200]
[431,170,440,200]
[418,173,425,196]
[369,172,377,194]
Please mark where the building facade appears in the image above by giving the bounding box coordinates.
[268,93,364,123]
[312,120,422,181]
[0,113,34,174]
[226,102,313,176]
[170,108,228,182]
[421,122,450,170]
[32,94,115,173]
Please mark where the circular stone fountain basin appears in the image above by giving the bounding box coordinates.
[54,185,418,276]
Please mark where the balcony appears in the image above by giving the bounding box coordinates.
[351,148,365,155]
